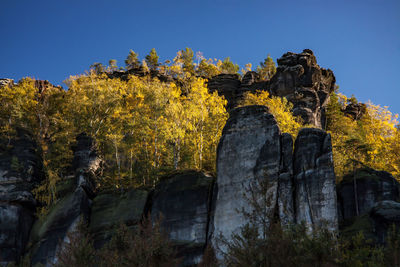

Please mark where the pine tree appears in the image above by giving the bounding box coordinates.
[108,59,118,72]
[257,54,276,80]
[125,50,140,69]
[220,57,239,74]
[145,48,159,70]
[181,47,195,75]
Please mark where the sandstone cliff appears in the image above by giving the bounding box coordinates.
[209,106,338,259]
[208,49,336,128]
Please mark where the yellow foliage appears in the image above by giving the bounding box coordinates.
[326,91,400,181]
[239,90,302,137]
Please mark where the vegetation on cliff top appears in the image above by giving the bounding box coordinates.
[0,48,399,210]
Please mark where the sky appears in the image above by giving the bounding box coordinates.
[1,0,399,114]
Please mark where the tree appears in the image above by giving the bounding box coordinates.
[108,59,118,72]
[257,54,276,80]
[145,48,159,70]
[125,50,140,69]
[180,47,195,75]
[240,90,302,137]
[89,62,105,74]
[196,58,220,78]
[220,57,239,74]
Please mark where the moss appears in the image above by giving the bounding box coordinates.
[89,189,149,234]
[29,193,74,244]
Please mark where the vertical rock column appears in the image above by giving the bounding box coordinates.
[0,129,43,265]
[151,171,214,266]
[278,133,295,225]
[30,133,100,266]
[293,128,338,232]
[209,105,281,258]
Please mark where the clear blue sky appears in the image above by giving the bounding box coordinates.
[1,0,399,114]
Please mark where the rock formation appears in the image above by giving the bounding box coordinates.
[207,74,242,110]
[268,49,336,128]
[370,200,400,244]
[29,133,100,266]
[343,102,367,120]
[209,105,338,259]
[0,78,14,88]
[0,129,43,265]
[207,49,336,128]
[108,66,173,83]
[151,171,214,266]
[337,168,400,244]
[337,168,400,221]
[89,189,149,248]
[294,128,338,232]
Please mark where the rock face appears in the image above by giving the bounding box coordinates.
[29,133,100,266]
[151,171,214,266]
[370,200,400,244]
[108,67,174,83]
[0,78,14,88]
[89,189,149,248]
[343,102,367,120]
[268,49,336,128]
[210,106,281,258]
[209,105,337,259]
[337,168,400,221]
[206,50,335,128]
[207,74,242,110]
[294,128,338,232]
[337,169,400,245]
[0,129,43,265]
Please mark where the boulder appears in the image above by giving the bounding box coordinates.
[0,129,43,265]
[89,189,149,249]
[293,128,338,232]
[370,200,400,244]
[268,49,336,128]
[151,171,214,266]
[337,168,400,221]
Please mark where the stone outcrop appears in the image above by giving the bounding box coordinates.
[108,67,174,83]
[207,72,268,110]
[209,105,337,259]
[370,200,400,244]
[210,106,281,258]
[294,128,338,232]
[207,74,242,109]
[337,168,400,221]
[337,168,400,244]
[343,102,367,120]
[206,50,335,128]
[151,171,214,266]
[268,49,336,128]
[89,189,149,248]
[0,129,43,265]
[0,78,14,88]
[29,133,100,266]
